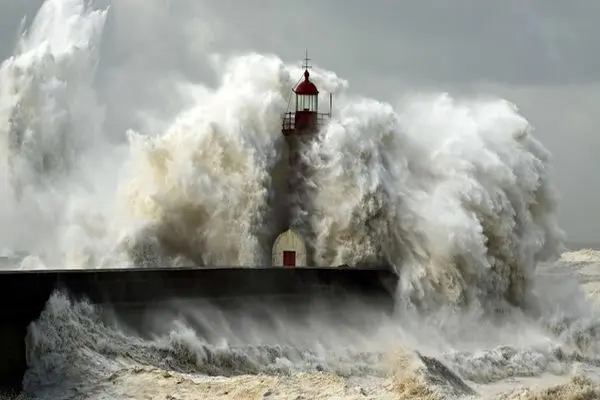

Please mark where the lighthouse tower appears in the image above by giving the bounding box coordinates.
[272,52,333,268]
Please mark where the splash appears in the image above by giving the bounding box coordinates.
[500,375,600,400]
[23,281,600,399]
[389,348,477,399]
[118,54,292,266]
[1,2,593,400]
[117,61,565,312]
[23,291,391,398]
[0,0,568,333]
[0,0,106,193]
[0,0,564,315]
[0,0,109,264]
[560,249,600,263]
[306,94,564,311]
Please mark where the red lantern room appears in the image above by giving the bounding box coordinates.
[282,51,332,136]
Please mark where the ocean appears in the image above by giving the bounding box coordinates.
[1,1,597,399]
[7,248,598,399]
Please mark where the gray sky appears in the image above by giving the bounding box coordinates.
[1,0,598,242]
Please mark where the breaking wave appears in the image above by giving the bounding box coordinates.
[560,249,600,264]
[0,0,564,312]
[306,95,563,312]
[2,1,594,399]
[21,285,600,399]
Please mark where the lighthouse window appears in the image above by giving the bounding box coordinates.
[296,94,318,112]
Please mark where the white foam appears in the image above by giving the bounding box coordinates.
[0,2,564,314]
[2,2,589,399]
[561,249,600,263]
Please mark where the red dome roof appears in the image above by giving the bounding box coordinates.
[294,70,319,95]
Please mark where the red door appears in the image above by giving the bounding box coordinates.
[282,251,296,267]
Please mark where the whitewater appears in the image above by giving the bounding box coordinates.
[1,1,599,399]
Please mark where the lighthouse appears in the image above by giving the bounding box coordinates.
[272,52,333,268]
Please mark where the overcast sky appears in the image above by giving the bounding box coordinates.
[0,0,598,243]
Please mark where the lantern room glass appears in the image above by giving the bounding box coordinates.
[296,94,318,112]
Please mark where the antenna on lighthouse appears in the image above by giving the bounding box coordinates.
[302,49,312,70]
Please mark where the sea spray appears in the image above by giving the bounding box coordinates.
[0,1,563,317]
[0,0,109,266]
[0,2,583,399]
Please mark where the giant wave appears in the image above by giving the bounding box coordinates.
[1,2,587,400]
[0,0,563,313]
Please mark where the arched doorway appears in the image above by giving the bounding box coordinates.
[271,229,307,267]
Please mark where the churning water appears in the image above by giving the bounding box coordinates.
[1,1,597,399]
